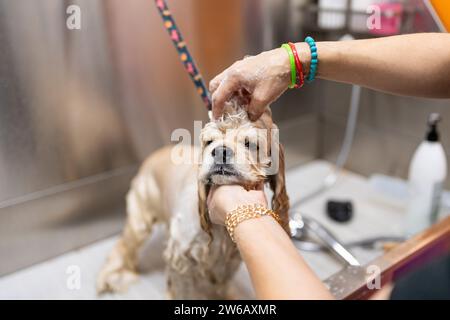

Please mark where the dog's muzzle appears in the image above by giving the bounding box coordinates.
[208,146,239,179]
[211,146,233,165]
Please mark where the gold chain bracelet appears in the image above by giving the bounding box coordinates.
[225,204,281,242]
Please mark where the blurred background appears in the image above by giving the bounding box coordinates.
[0,0,447,280]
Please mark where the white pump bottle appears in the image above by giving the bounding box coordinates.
[406,113,447,236]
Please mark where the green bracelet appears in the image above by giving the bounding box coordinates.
[281,43,296,89]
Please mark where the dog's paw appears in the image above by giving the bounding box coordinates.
[96,267,138,295]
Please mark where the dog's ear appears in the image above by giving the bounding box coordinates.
[198,181,213,239]
[268,142,290,233]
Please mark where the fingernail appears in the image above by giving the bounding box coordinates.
[248,112,257,121]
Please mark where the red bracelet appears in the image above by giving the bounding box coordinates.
[288,42,304,88]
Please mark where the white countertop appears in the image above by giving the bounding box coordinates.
[0,160,410,299]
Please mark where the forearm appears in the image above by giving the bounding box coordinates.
[296,33,450,98]
[234,216,333,300]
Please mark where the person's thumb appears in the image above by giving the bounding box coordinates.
[247,95,267,121]
[207,185,218,206]
[212,79,240,119]
[254,182,265,191]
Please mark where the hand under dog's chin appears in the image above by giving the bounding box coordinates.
[201,170,263,187]
[208,174,242,185]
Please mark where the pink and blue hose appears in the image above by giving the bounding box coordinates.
[154,0,212,112]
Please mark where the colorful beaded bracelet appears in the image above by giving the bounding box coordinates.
[305,36,318,83]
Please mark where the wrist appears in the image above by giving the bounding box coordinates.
[270,47,292,88]
[225,204,281,242]
[234,214,275,234]
[294,42,311,80]
[233,215,281,245]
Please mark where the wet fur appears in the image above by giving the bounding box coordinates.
[96,106,289,299]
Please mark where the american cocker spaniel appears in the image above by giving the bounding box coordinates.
[97,103,289,299]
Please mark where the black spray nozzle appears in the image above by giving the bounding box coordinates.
[426,113,441,142]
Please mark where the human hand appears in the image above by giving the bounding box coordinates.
[209,48,291,121]
[207,184,268,225]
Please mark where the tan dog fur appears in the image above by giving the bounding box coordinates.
[96,106,289,299]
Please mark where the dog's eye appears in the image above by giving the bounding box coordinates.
[244,138,258,151]
[205,140,213,146]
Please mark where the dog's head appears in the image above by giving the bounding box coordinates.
[197,103,289,237]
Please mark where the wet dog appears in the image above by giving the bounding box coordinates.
[96,105,289,299]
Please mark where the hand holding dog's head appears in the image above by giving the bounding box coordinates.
[198,103,289,236]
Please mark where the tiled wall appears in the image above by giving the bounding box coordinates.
[318,81,450,188]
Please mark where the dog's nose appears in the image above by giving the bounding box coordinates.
[212,146,233,164]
